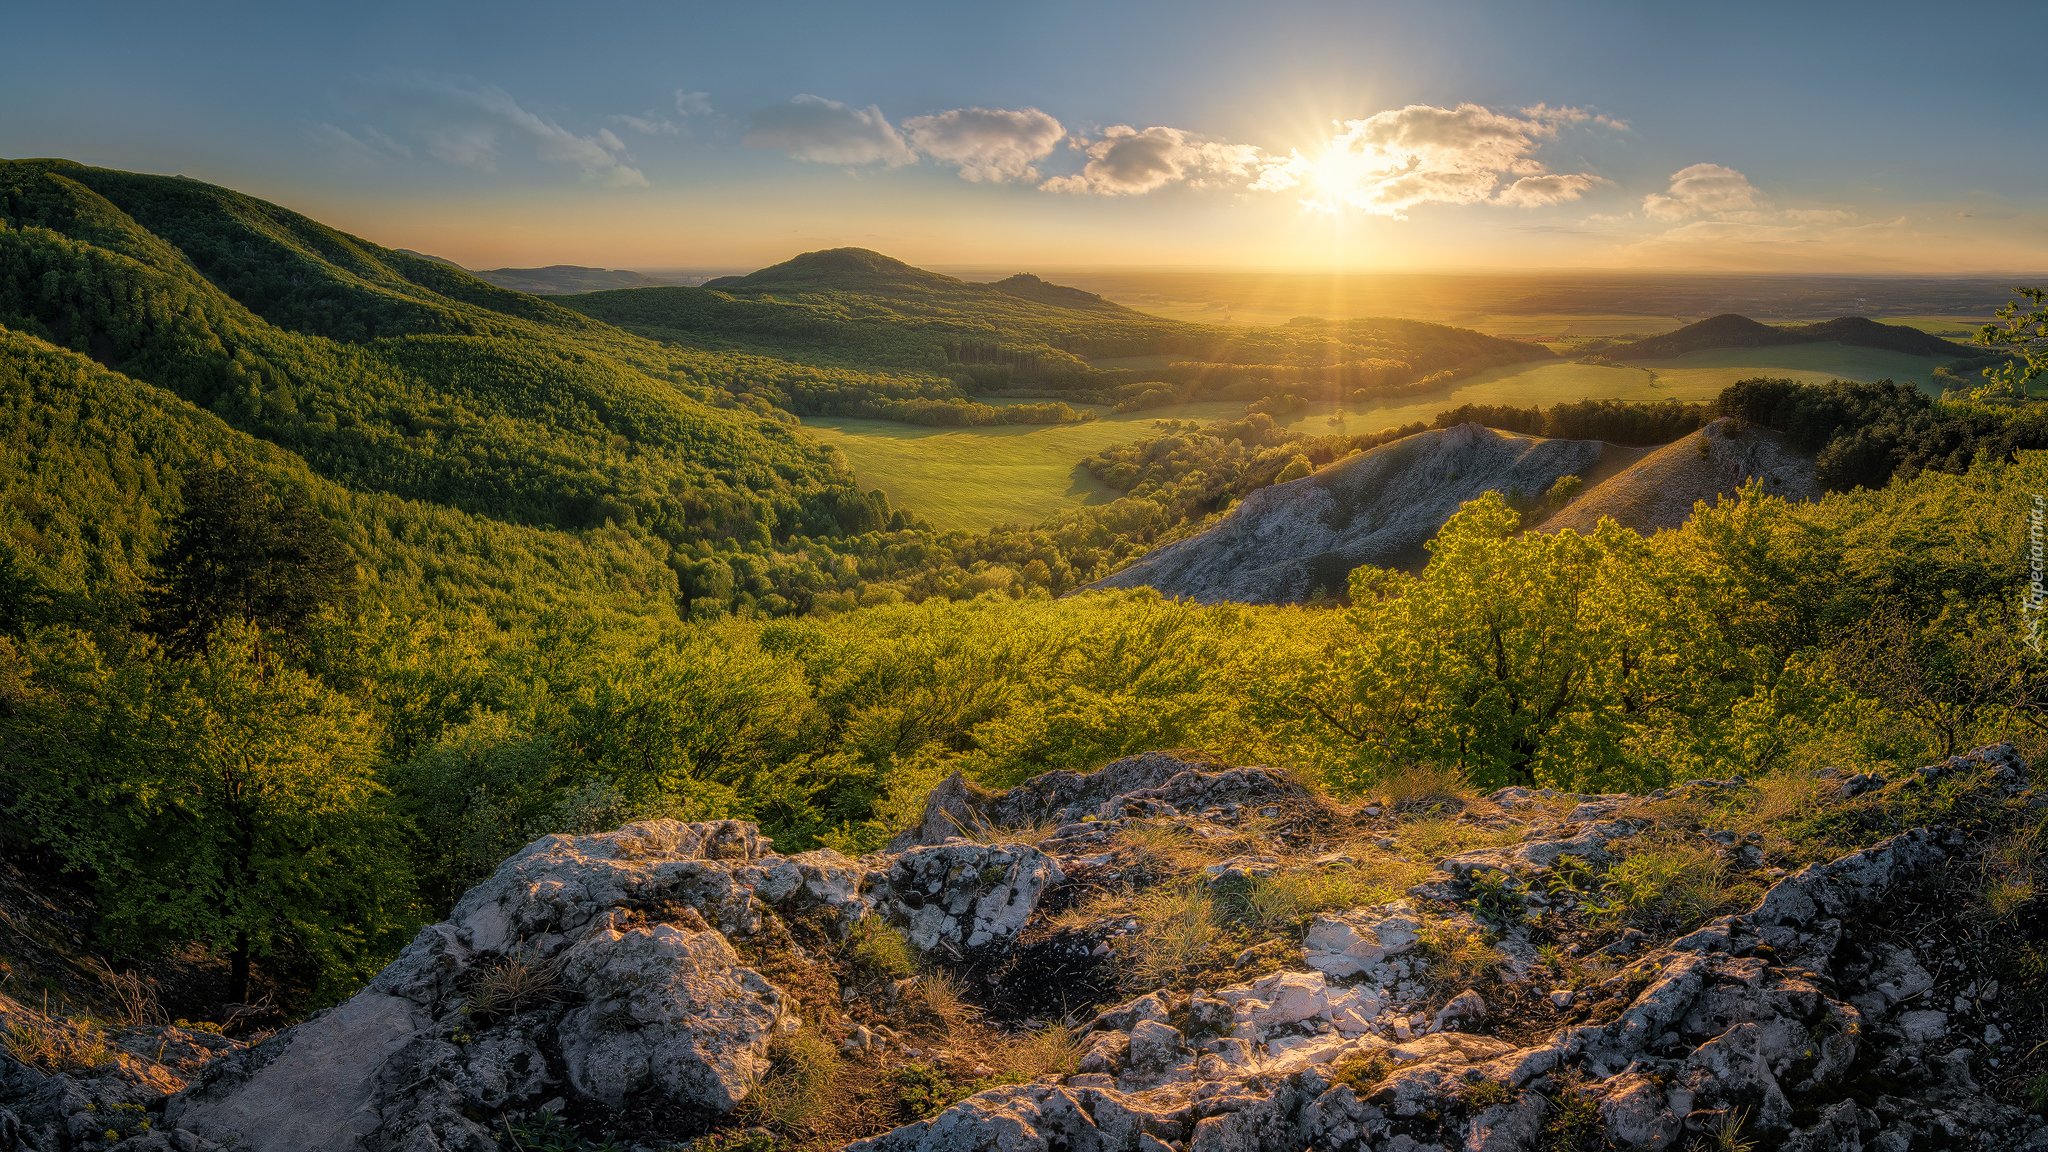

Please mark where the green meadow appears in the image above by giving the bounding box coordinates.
[1616,342,1957,396]
[807,343,1967,530]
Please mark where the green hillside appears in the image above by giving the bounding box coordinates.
[0,326,681,632]
[0,159,935,616]
[560,248,1557,410]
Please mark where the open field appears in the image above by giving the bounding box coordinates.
[1617,342,1956,395]
[808,343,1965,531]
[801,401,1249,530]
[936,268,2026,329]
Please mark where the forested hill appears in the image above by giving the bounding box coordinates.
[563,247,1555,406]
[0,157,907,625]
[1593,313,1975,361]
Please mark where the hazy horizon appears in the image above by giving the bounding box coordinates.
[9,1,2045,276]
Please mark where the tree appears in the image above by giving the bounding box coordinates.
[4,623,416,1003]
[1971,286,2048,401]
[1315,493,1737,791]
[146,462,356,656]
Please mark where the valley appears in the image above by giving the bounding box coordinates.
[811,342,1960,531]
[3,158,2048,1152]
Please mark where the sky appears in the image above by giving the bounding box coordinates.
[7,0,2046,274]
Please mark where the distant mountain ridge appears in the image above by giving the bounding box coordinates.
[701,248,1143,315]
[1595,313,1975,361]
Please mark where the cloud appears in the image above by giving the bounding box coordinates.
[745,94,914,166]
[1642,163,1762,218]
[378,76,647,186]
[1497,173,1612,207]
[309,123,413,165]
[903,107,1063,182]
[613,89,729,139]
[1250,103,1612,216]
[1040,126,1261,195]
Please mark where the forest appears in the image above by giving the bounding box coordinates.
[4,157,2048,1015]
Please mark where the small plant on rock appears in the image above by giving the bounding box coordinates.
[842,919,916,985]
[1689,1106,1754,1152]
[1460,1077,1514,1110]
[499,1110,632,1152]
[1328,1049,1402,1094]
[737,1028,841,1138]
[1536,1071,1606,1151]
[1464,869,1529,928]
[893,1061,960,1121]
[464,952,567,1021]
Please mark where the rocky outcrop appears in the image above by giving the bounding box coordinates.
[8,745,2043,1151]
[156,820,856,1152]
[1085,424,1641,603]
[853,744,2048,1152]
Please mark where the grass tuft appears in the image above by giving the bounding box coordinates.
[465,952,567,1020]
[5,1015,108,1073]
[842,919,918,986]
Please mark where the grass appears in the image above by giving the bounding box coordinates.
[6,1013,108,1073]
[841,920,918,987]
[1617,342,1953,397]
[1593,841,1733,931]
[464,953,568,1021]
[798,400,1246,531]
[1123,885,1224,989]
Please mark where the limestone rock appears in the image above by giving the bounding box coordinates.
[867,842,1062,953]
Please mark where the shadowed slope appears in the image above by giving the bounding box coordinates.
[1537,417,1821,536]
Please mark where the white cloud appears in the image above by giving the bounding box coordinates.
[675,90,714,117]
[903,107,1063,182]
[1250,103,1612,216]
[1040,126,1261,195]
[1642,163,1762,218]
[380,76,647,186]
[1497,173,1612,207]
[744,95,914,166]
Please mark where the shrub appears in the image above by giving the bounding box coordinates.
[893,1062,959,1121]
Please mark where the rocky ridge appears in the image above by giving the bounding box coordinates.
[1,746,2043,1151]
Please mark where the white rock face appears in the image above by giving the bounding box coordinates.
[1301,900,1425,978]
[166,819,819,1152]
[1087,424,1620,603]
[556,923,785,1110]
[868,841,1063,952]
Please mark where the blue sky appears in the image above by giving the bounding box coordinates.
[7,0,2044,271]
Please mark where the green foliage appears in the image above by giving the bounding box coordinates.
[500,1110,635,1152]
[1545,474,1584,508]
[841,919,917,985]
[1432,398,1712,446]
[1971,286,2048,400]
[1321,492,1744,791]
[892,1061,960,1121]
[146,461,354,656]
[1717,375,2048,491]
[3,622,416,1002]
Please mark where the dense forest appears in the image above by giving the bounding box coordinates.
[3,157,2048,1018]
